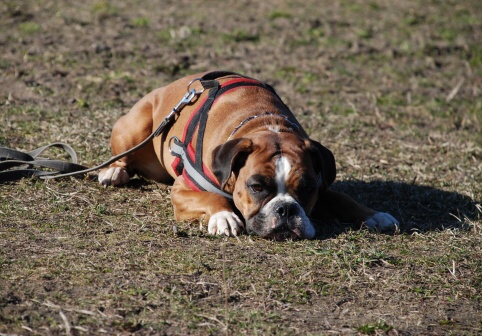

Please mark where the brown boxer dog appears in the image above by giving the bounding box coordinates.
[99,71,398,240]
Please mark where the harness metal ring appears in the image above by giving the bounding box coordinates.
[168,136,180,155]
[187,78,205,95]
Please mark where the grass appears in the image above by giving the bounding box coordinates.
[1,0,481,334]
[356,320,393,334]
[18,22,40,35]
[222,29,260,43]
[131,17,150,28]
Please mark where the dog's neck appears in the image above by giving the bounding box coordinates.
[227,112,304,140]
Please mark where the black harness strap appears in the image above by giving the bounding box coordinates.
[193,81,273,170]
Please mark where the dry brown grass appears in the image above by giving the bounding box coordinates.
[1,0,481,334]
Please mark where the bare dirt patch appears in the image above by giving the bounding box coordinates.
[1,0,481,334]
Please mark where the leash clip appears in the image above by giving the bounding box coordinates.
[172,88,199,115]
[153,89,199,138]
[170,77,208,119]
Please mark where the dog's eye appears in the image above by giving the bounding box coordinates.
[249,183,264,193]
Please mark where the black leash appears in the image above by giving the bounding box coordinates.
[0,115,180,183]
[0,143,87,182]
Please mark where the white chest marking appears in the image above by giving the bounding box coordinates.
[275,156,291,195]
[268,125,280,133]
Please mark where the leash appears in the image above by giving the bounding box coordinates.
[41,86,202,180]
[1,70,290,202]
[0,71,251,185]
[0,81,203,183]
[0,143,88,182]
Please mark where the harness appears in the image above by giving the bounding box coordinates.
[0,71,286,198]
[169,71,282,199]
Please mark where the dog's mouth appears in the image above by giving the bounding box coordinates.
[263,225,302,241]
[243,194,316,240]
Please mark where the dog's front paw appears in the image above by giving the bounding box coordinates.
[208,211,244,237]
[98,167,130,187]
[365,212,399,232]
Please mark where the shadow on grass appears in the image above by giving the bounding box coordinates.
[98,177,480,239]
[316,180,480,238]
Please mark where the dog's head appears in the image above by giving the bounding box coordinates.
[212,131,335,240]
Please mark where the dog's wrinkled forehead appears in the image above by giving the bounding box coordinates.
[246,133,310,182]
[245,137,297,184]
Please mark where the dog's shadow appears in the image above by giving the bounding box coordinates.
[316,180,480,239]
[122,177,480,239]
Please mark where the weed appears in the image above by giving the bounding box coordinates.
[131,17,149,28]
[267,11,292,20]
[94,203,108,215]
[91,1,117,15]
[356,320,394,334]
[75,98,89,109]
[18,22,40,35]
[222,29,259,43]
[357,28,373,39]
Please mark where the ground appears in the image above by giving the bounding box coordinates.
[1,0,481,335]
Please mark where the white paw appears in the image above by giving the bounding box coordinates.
[365,212,399,232]
[208,211,244,237]
[98,167,130,186]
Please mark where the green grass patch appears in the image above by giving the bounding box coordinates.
[91,1,117,15]
[131,17,150,28]
[19,22,40,35]
[267,10,293,20]
[222,29,260,43]
[356,321,394,334]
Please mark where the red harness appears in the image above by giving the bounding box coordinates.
[170,74,279,196]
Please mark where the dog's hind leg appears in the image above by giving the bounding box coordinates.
[98,97,171,186]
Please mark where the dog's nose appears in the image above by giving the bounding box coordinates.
[275,203,297,219]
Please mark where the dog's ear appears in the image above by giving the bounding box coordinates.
[306,139,336,191]
[212,138,254,190]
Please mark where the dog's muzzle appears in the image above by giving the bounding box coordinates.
[249,197,315,240]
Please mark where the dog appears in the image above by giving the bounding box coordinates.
[98,71,398,240]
